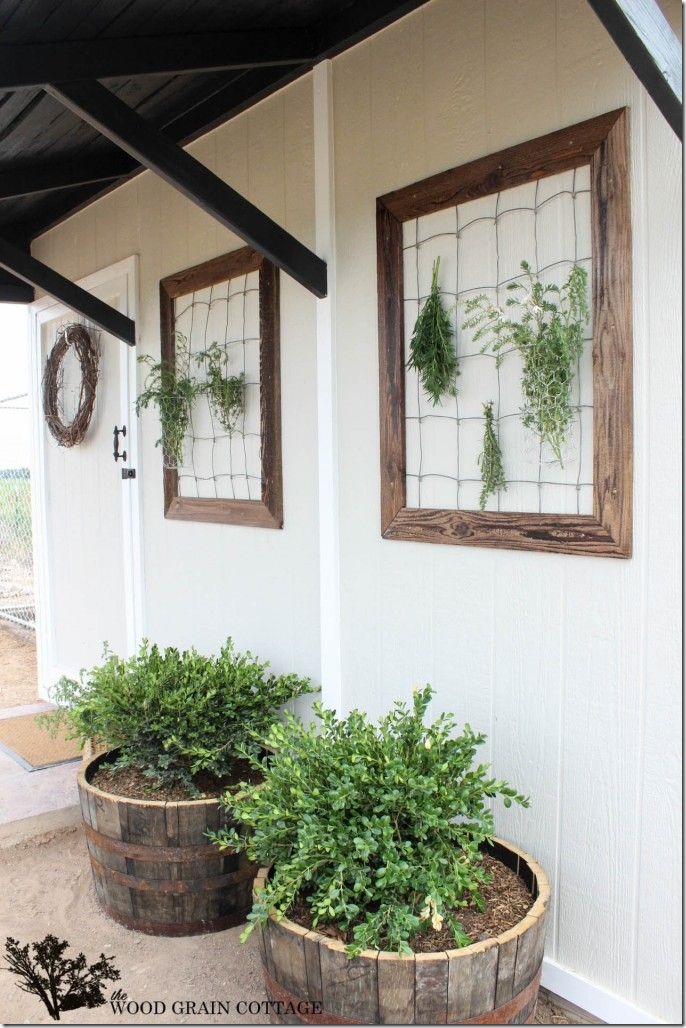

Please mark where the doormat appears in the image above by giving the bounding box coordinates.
[0,713,82,771]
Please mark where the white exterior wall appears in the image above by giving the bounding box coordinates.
[331,1,681,1022]
[31,0,681,1021]
[33,78,322,685]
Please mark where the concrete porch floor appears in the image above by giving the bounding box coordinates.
[0,702,80,825]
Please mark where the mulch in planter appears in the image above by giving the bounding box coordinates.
[90,757,262,801]
[288,854,533,952]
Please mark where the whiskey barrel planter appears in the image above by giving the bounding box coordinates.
[77,750,257,936]
[255,839,549,1025]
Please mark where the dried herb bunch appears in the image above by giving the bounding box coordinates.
[407,256,459,405]
[478,401,506,511]
[195,342,245,435]
[136,334,202,468]
[463,261,589,464]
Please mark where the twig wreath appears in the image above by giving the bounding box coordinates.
[42,323,99,447]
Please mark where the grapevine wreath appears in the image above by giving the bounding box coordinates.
[42,323,99,447]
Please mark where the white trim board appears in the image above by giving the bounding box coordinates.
[542,957,665,1024]
[313,60,343,712]
[29,255,144,698]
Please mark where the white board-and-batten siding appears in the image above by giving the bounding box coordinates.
[30,0,681,1022]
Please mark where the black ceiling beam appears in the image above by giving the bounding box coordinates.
[0,235,135,344]
[586,0,682,139]
[46,80,327,298]
[0,268,34,303]
[0,30,314,90]
[0,153,136,201]
[10,66,310,238]
[0,67,309,203]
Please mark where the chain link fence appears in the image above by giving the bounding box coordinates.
[0,394,34,629]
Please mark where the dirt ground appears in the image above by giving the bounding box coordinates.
[0,620,38,708]
[0,825,266,1025]
[0,823,593,1026]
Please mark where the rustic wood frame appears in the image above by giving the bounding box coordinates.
[160,246,282,528]
[377,108,633,558]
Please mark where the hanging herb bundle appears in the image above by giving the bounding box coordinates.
[407,256,459,405]
[463,261,589,464]
[136,334,202,468]
[478,401,506,511]
[195,342,245,435]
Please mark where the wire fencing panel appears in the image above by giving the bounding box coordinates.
[174,271,262,500]
[0,395,34,629]
[403,165,593,515]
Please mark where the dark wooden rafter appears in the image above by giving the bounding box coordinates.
[0,235,135,343]
[586,0,682,138]
[0,30,314,89]
[0,268,33,303]
[46,79,327,298]
[0,2,437,246]
[0,67,308,203]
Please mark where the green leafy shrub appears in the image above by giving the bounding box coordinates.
[213,685,529,955]
[45,639,313,793]
[463,261,589,464]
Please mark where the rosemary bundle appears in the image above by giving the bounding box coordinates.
[463,261,589,464]
[407,256,458,406]
[478,401,506,511]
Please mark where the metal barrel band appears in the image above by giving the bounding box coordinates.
[88,853,258,893]
[100,901,249,937]
[264,971,359,1025]
[460,969,541,1024]
[83,821,234,863]
[263,965,542,1025]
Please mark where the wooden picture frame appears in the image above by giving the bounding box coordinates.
[160,246,282,528]
[377,108,632,557]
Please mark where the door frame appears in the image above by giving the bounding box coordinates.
[29,255,144,698]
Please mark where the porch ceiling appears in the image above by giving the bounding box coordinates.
[0,0,679,335]
[0,0,431,251]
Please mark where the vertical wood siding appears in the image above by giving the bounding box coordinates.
[331,0,680,1020]
[30,0,681,1019]
[33,77,321,687]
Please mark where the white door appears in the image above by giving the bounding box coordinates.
[30,258,143,696]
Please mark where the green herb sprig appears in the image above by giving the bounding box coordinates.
[478,401,506,510]
[407,257,459,405]
[136,334,202,467]
[195,342,245,435]
[463,261,589,464]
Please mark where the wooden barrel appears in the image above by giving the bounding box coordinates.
[78,750,257,936]
[255,839,549,1025]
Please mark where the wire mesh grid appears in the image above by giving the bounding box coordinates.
[403,165,594,516]
[0,396,34,629]
[173,270,262,501]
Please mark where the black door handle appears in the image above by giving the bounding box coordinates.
[113,424,127,462]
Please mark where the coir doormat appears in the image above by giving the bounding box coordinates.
[0,713,82,770]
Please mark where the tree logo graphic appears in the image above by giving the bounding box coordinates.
[3,934,120,1021]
